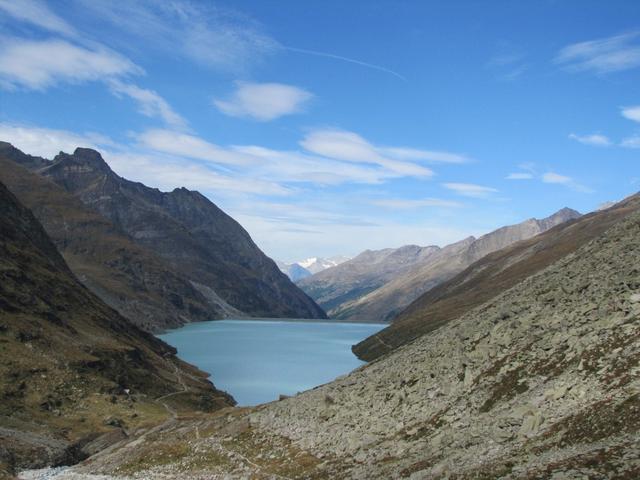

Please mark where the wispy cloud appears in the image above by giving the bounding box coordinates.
[621,105,640,123]
[486,50,528,81]
[300,129,435,177]
[621,135,640,149]
[0,0,76,37]
[378,147,469,164]
[443,182,498,198]
[568,132,611,146]
[136,129,257,167]
[556,31,640,74]
[507,164,592,192]
[284,46,406,81]
[542,172,592,192]
[109,80,188,129]
[371,198,462,209]
[72,0,278,72]
[214,82,313,121]
[0,122,113,157]
[0,37,140,90]
[506,172,534,180]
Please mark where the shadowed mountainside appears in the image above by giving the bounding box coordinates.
[0,142,326,323]
[354,193,640,361]
[0,153,230,332]
[0,181,234,477]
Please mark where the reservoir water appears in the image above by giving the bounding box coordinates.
[159,319,384,406]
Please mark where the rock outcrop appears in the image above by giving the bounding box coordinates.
[0,181,234,477]
[52,194,640,479]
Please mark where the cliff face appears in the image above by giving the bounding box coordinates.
[59,194,640,479]
[41,148,326,320]
[1,142,326,322]
[0,152,226,332]
[353,195,638,361]
[301,209,580,322]
[0,181,234,476]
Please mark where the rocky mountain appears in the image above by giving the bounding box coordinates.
[54,193,640,479]
[1,142,326,322]
[301,208,581,321]
[0,151,230,332]
[353,193,640,361]
[298,244,441,314]
[298,256,351,275]
[0,181,234,477]
[276,261,312,282]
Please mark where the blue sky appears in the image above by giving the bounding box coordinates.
[0,0,639,262]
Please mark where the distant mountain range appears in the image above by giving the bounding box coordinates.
[299,208,581,322]
[277,255,351,281]
[353,192,640,361]
[0,142,326,331]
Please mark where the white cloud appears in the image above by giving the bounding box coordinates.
[542,172,572,184]
[443,182,498,198]
[556,31,640,74]
[300,129,435,177]
[371,198,462,209]
[621,135,640,148]
[136,129,257,167]
[0,0,76,37]
[506,172,534,180]
[0,38,140,90]
[73,0,278,72]
[378,147,469,164]
[542,172,592,193]
[568,133,611,146]
[621,105,640,123]
[214,82,313,121]
[232,145,393,185]
[105,151,289,196]
[0,122,113,157]
[109,80,187,129]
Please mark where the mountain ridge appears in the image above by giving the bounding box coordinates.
[353,193,638,361]
[0,142,326,324]
[299,207,580,321]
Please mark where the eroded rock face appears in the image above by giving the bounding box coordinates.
[0,142,326,324]
[60,200,640,479]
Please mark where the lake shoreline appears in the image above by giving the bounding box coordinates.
[159,319,384,406]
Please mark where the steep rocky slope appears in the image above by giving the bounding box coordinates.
[298,245,441,315]
[0,181,234,477]
[354,194,639,361]
[1,142,325,321]
[301,209,580,321]
[0,153,230,332]
[58,196,640,479]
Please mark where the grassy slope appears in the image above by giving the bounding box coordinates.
[0,181,234,477]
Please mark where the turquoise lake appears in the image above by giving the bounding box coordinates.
[159,319,384,406]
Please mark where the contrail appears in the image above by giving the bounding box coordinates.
[284,46,407,81]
